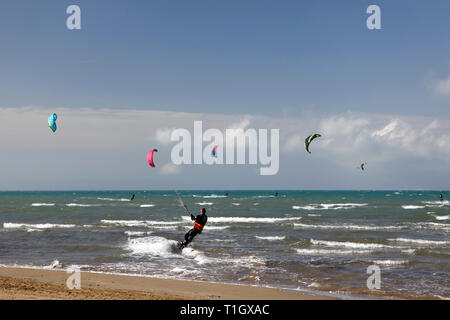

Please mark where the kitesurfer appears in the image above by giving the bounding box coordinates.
[440,194,444,201]
[130,194,135,201]
[180,208,208,248]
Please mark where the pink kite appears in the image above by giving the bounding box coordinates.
[147,149,158,167]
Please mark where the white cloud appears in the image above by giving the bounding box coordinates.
[434,75,450,96]
[372,121,398,137]
[153,127,176,145]
[282,135,303,153]
[159,163,181,175]
[228,118,251,130]
[1,106,450,190]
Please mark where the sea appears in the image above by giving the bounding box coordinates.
[0,190,448,299]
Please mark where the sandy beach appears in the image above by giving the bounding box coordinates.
[0,267,332,300]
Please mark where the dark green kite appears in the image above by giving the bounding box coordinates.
[304,134,321,154]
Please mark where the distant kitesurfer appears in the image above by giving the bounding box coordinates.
[440,194,444,201]
[180,208,208,248]
[130,194,135,201]
[225,192,229,196]
[275,192,278,197]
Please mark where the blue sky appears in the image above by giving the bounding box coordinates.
[0,1,449,190]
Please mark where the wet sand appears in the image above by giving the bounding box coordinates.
[0,267,333,300]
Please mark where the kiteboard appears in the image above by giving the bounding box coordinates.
[176,241,185,250]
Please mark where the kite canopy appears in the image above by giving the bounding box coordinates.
[48,113,57,133]
[304,134,321,154]
[147,149,158,167]
[212,145,218,158]
[361,162,367,171]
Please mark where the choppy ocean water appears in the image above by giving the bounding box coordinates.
[0,190,448,299]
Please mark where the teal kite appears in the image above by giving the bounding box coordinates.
[48,113,57,133]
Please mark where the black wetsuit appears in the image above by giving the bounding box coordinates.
[183,213,207,247]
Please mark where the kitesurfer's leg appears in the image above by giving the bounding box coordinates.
[183,228,198,247]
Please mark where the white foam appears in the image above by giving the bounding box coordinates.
[196,202,214,206]
[207,239,236,243]
[150,226,179,230]
[308,282,321,288]
[102,220,147,227]
[238,276,261,282]
[372,260,408,266]
[255,236,285,241]
[307,214,321,217]
[294,223,404,231]
[124,231,153,236]
[66,203,99,207]
[203,194,227,198]
[126,236,177,257]
[422,200,449,206]
[31,203,55,207]
[169,267,200,275]
[310,239,391,249]
[433,215,449,221]
[201,226,230,230]
[292,203,368,211]
[232,203,240,206]
[182,216,302,223]
[296,249,374,255]
[170,267,188,273]
[229,256,266,266]
[433,295,450,300]
[401,205,425,209]
[193,194,227,199]
[101,220,184,227]
[414,222,450,232]
[43,260,62,269]
[388,238,450,246]
[140,204,155,208]
[97,197,130,202]
[181,247,214,265]
[3,223,76,230]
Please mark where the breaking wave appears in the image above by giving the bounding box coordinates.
[296,248,374,255]
[401,205,425,210]
[310,239,392,249]
[3,223,76,230]
[66,203,100,207]
[294,223,405,231]
[182,216,302,223]
[97,198,130,202]
[255,236,285,241]
[388,238,450,246]
[292,203,368,210]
